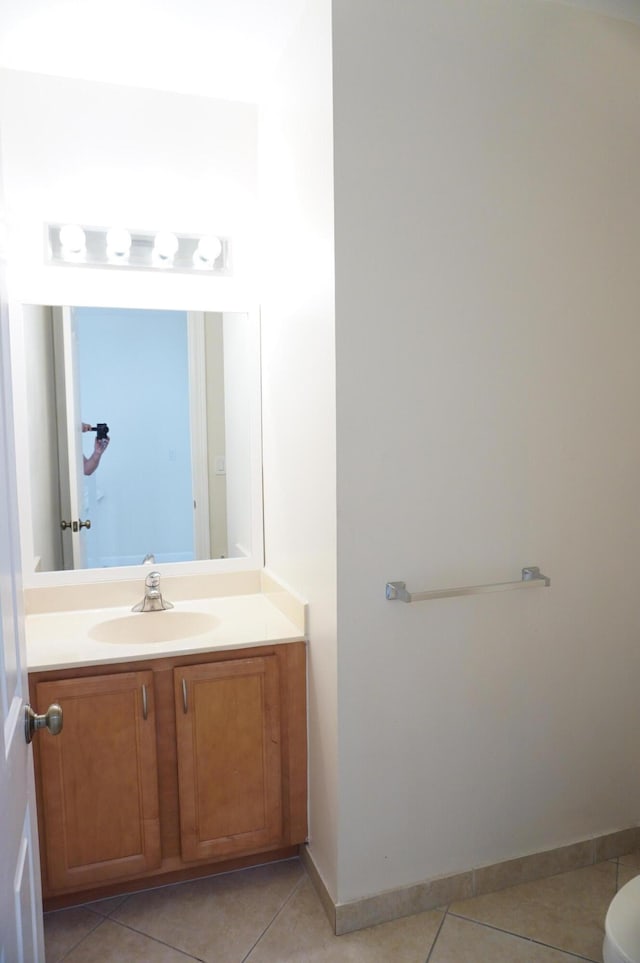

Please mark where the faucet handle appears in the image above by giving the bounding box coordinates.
[145,571,161,589]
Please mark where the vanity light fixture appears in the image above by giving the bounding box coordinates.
[58,224,86,260]
[105,226,132,260]
[193,235,223,268]
[153,230,180,265]
[46,224,231,275]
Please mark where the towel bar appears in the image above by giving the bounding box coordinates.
[385,566,550,602]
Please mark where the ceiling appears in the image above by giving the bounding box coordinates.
[1,0,638,105]
[0,0,309,103]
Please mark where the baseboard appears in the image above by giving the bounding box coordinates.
[301,825,640,936]
[299,844,336,932]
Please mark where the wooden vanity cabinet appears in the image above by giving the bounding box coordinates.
[175,656,284,862]
[32,670,161,893]
[29,642,307,906]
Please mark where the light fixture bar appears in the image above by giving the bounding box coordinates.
[46,224,231,275]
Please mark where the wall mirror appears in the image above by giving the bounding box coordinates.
[12,303,263,585]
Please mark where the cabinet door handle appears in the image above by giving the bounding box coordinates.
[182,679,188,714]
[142,684,148,721]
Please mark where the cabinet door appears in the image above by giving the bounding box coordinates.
[35,671,161,892]
[175,656,282,862]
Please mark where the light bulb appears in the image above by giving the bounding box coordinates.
[193,235,222,267]
[153,231,179,263]
[59,224,86,255]
[106,227,131,258]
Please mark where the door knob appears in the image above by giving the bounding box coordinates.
[60,519,91,531]
[24,703,63,744]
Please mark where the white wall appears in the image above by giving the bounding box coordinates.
[556,0,640,22]
[333,0,640,901]
[258,0,337,897]
[0,70,258,310]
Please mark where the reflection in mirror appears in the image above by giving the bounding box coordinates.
[21,305,260,573]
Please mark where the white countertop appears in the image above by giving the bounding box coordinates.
[27,593,305,672]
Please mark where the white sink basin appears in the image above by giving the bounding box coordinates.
[88,610,220,645]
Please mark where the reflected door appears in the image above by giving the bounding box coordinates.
[54,307,209,569]
[59,307,89,569]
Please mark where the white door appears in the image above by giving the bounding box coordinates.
[60,306,88,569]
[0,263,45,959]
[53,307,91,570]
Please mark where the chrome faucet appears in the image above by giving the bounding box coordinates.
[132,571,174,612]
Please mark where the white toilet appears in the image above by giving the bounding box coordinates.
[604,873,640,963]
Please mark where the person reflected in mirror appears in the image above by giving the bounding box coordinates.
[82,422,110,476]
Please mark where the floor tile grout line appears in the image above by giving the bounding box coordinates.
[49,850,631,962]
[53,860,307,963]
[82,893,133,920]
[240,873,307,963]
[57,912,106,962]
[424,905,449,963]
[92,916,207,962]
[445,911,600,962]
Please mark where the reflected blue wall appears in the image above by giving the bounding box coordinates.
[74,307,194,567]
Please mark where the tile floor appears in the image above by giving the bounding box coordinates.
[44,850,640,962]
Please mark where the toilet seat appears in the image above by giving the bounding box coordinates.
[604,872,640,963]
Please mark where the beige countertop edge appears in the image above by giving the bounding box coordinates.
[28,633,307,674]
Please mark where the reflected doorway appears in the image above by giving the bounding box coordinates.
[52,307,225,569]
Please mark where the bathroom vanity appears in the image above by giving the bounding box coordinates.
[25,575,307,909]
